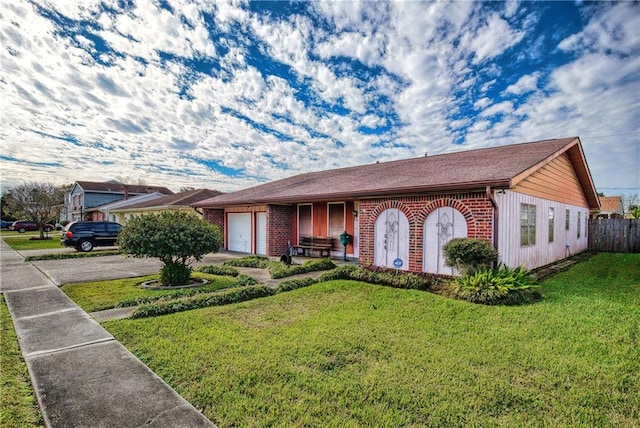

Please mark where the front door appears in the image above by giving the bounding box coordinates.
[423,207,467,274]
[374,208,409,270]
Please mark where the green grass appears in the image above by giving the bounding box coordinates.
[2,236,63,251]
[0,296,44,428]
[101,253,639,427]
[61,273,238,312]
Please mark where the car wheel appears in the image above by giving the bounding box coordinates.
[18,228,26,233]
[78,240,94,252]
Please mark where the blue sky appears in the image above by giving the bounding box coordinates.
[1,0,638,197]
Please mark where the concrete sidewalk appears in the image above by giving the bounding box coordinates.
[0,240,214,427]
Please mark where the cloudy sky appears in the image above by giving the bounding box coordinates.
[1,0,638,197]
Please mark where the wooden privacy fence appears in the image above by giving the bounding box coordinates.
[588,219,640,253]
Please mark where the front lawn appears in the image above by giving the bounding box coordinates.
[104,253,639,427]
[2,236,62,251]
[61,273,239,313]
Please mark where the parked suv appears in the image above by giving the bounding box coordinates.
[61,221,122,252]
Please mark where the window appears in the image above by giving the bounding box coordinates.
[521,203,536,246]
[577,212,581,238]
[298,204,312,240]
[328,203,345,238]
[565,209,570,231]
[548,207,555,243]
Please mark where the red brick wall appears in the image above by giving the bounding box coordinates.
[203,208,224,237]
[358,192,494,272]
[267,205,295,256]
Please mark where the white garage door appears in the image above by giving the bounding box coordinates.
[228,213,252,253]
[256,212,267,255]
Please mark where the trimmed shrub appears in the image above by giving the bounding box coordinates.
[234,274,258,287]
[117,211,222,286]
[454,264,541,305]
[317,265,434,291]
[195,265,239,277]
[443,238,499,275]
[223,256,269,268]
[131,285,275,318]
[25,250,121,261]
[276,277,318,293]
[269,258,336,279]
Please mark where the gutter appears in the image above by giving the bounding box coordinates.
[486,186,499,252]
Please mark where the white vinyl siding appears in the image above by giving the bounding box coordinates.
[497,190,589,270]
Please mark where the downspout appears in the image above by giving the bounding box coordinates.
[486,186,499,252]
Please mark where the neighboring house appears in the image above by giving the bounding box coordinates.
[62,181,173,222]
[594,196,624,219]
[95,192,167,223]
[194,137,600,274]
[109,189,223,224]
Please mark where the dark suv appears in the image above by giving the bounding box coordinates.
[61,221,122,252]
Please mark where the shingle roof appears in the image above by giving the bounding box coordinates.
[194,137,599,208]
[112,189,223,210]
[598,196,623,213]
[75,181,173,195]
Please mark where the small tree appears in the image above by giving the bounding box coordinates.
[443,238,499,275]
[117,211,223,286]
[3,182,66,239]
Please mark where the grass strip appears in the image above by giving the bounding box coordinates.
[3,237,62,251]
[0,296,44,428]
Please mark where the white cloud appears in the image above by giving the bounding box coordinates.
[504,72,540,95]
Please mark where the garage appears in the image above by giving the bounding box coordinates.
[227,213,252,253]
[255,212,267,255]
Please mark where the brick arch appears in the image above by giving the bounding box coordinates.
[368,200,416,228]
[415,199,477,243]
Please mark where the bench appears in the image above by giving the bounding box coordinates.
[292,236,334,257]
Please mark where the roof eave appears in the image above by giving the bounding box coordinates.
[195,179,512,208]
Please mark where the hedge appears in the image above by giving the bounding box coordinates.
[131,285,275,318]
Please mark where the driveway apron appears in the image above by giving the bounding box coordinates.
[0,240,214,427]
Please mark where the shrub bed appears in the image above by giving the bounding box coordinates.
[223,256,270,268]
[276,277,318,293]
[269,258,336,279]
[25,250,121,261]
[223,256,336,279]
[454,264,541,305]
[195,265,240,277]
[318,265,436,290]
[131,285,275,318]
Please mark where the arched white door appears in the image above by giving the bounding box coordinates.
[374,208,409,270]
[424,207,467,274]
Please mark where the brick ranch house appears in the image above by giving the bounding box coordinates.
[194,137,600,274]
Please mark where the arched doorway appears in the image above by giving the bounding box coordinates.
[374,208,409,270]
[423,207,467,274]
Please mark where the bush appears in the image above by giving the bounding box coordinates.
[131,285,275,318]
[454,265,541,305]
[233,274,258,287]
[318,265,434,291]
[223,256,269,268]
[195,265,239,277]
[276,277,318,293]
[117,211,222,286]
[25,250,121,261]
[443,238,499,275]
[269,258,336,279]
